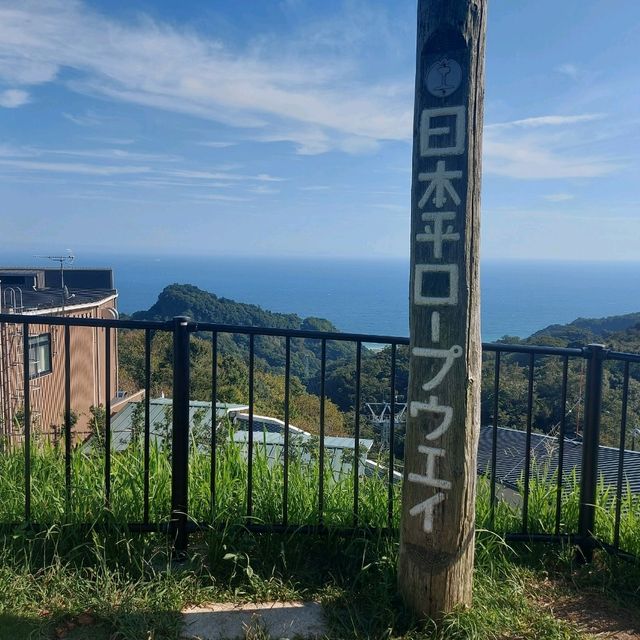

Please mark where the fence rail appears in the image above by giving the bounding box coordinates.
[0,312,638,561]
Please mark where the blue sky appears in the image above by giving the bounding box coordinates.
[1,0,638,261]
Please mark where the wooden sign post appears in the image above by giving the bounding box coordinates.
[398,0,487,619]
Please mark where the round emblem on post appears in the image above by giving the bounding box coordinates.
[426,58,462,97]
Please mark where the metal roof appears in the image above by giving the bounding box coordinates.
[1,288,117,314]
[233,430,374,479]
[101,398,377,481]
[477,425,640,495]
[108,398,248,451]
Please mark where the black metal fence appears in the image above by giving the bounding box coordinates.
[1,312,639,561]
[483,342,640,562]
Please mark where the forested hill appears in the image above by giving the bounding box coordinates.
[526,311,640,348]
[131,283,339,333]
[128,283,355,388]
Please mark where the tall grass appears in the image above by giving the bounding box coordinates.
[1,437,639,639]
[0,434,638,557]
[0,430,402,530]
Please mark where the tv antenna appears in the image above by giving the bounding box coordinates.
[35,251,75,311]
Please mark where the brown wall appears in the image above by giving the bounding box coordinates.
[0,298,118,444]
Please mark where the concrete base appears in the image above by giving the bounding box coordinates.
[181,601,327,640]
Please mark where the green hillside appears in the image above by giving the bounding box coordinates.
[124,284,640,447]
[130,283,356,387]
[529,311,640,346]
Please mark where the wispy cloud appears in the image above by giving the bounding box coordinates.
[0,88,29,107]
[190,193,251,203]
[166,169,283,182]
[543,193,574,202]
[197,141,237,149]
[86,136,136,145]
[0,143,285,193]
[46,148,182,162]
[0,158,150,176]
[486,113,602,130]
[0,1,412,154]
[555,63,579,79]
[483,113,621,179]
[62,110,110,127]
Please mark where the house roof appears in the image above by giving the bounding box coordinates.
[477,425,640,495]
[232,430,374,479]
[100,398,376,480]
[107,398,249,451]
[8,288,117,314]
[0,267,116,314]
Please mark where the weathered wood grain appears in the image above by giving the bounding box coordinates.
[398,0,487,620]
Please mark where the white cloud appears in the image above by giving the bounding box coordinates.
[483,113,621,179]
[86,137,135,145]
[165,169,283,182]
[0,88,29,107]
[484,139,619,179]
[543,193,574,202]
[197,141,237,148]
[62,110,109,127]
[190,193,251,203]
[46,148,182,162]
[248,185,280,195]
[0,1,412,153]
[486,114,602,130]
[555,63,579,78]
[0,158,150,176]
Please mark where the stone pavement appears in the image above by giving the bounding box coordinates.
[181,601,327,640]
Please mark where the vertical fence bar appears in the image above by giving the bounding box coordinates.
[613,361,630,549]
[143,328,151,525]
[388,343,396,528]
[577,343,605,562]
[247,333,254,519]
[210,332,218,520]
[318,338,326,524]
[64,325,72,508]
[521,352,535,534]
[555,356,569,536]
[353,341,362,527]
[22,323,31,521]
[489,351,500,527]
[104,327,111,507]
[283,336,291,526]
[171,316,190,555]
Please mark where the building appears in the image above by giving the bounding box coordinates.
[103,397,384,481]
[476,424,640,496]
[0,267,118,443]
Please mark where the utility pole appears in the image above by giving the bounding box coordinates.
[398,0,487,619]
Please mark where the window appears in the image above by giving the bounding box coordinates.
[29,333,52,379]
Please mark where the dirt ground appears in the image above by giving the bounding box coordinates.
[536,579,640,639]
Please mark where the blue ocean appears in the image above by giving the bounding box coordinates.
[5,254,640,341]
[106,256,640,342]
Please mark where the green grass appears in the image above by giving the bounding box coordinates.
[0,436,639,638]
[1,523,638,639]
[0,431,402,529]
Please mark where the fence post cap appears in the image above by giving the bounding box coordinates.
[583,343,607,357]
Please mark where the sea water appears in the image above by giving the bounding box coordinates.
[107,256,640,341]
[4,254,640,341]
